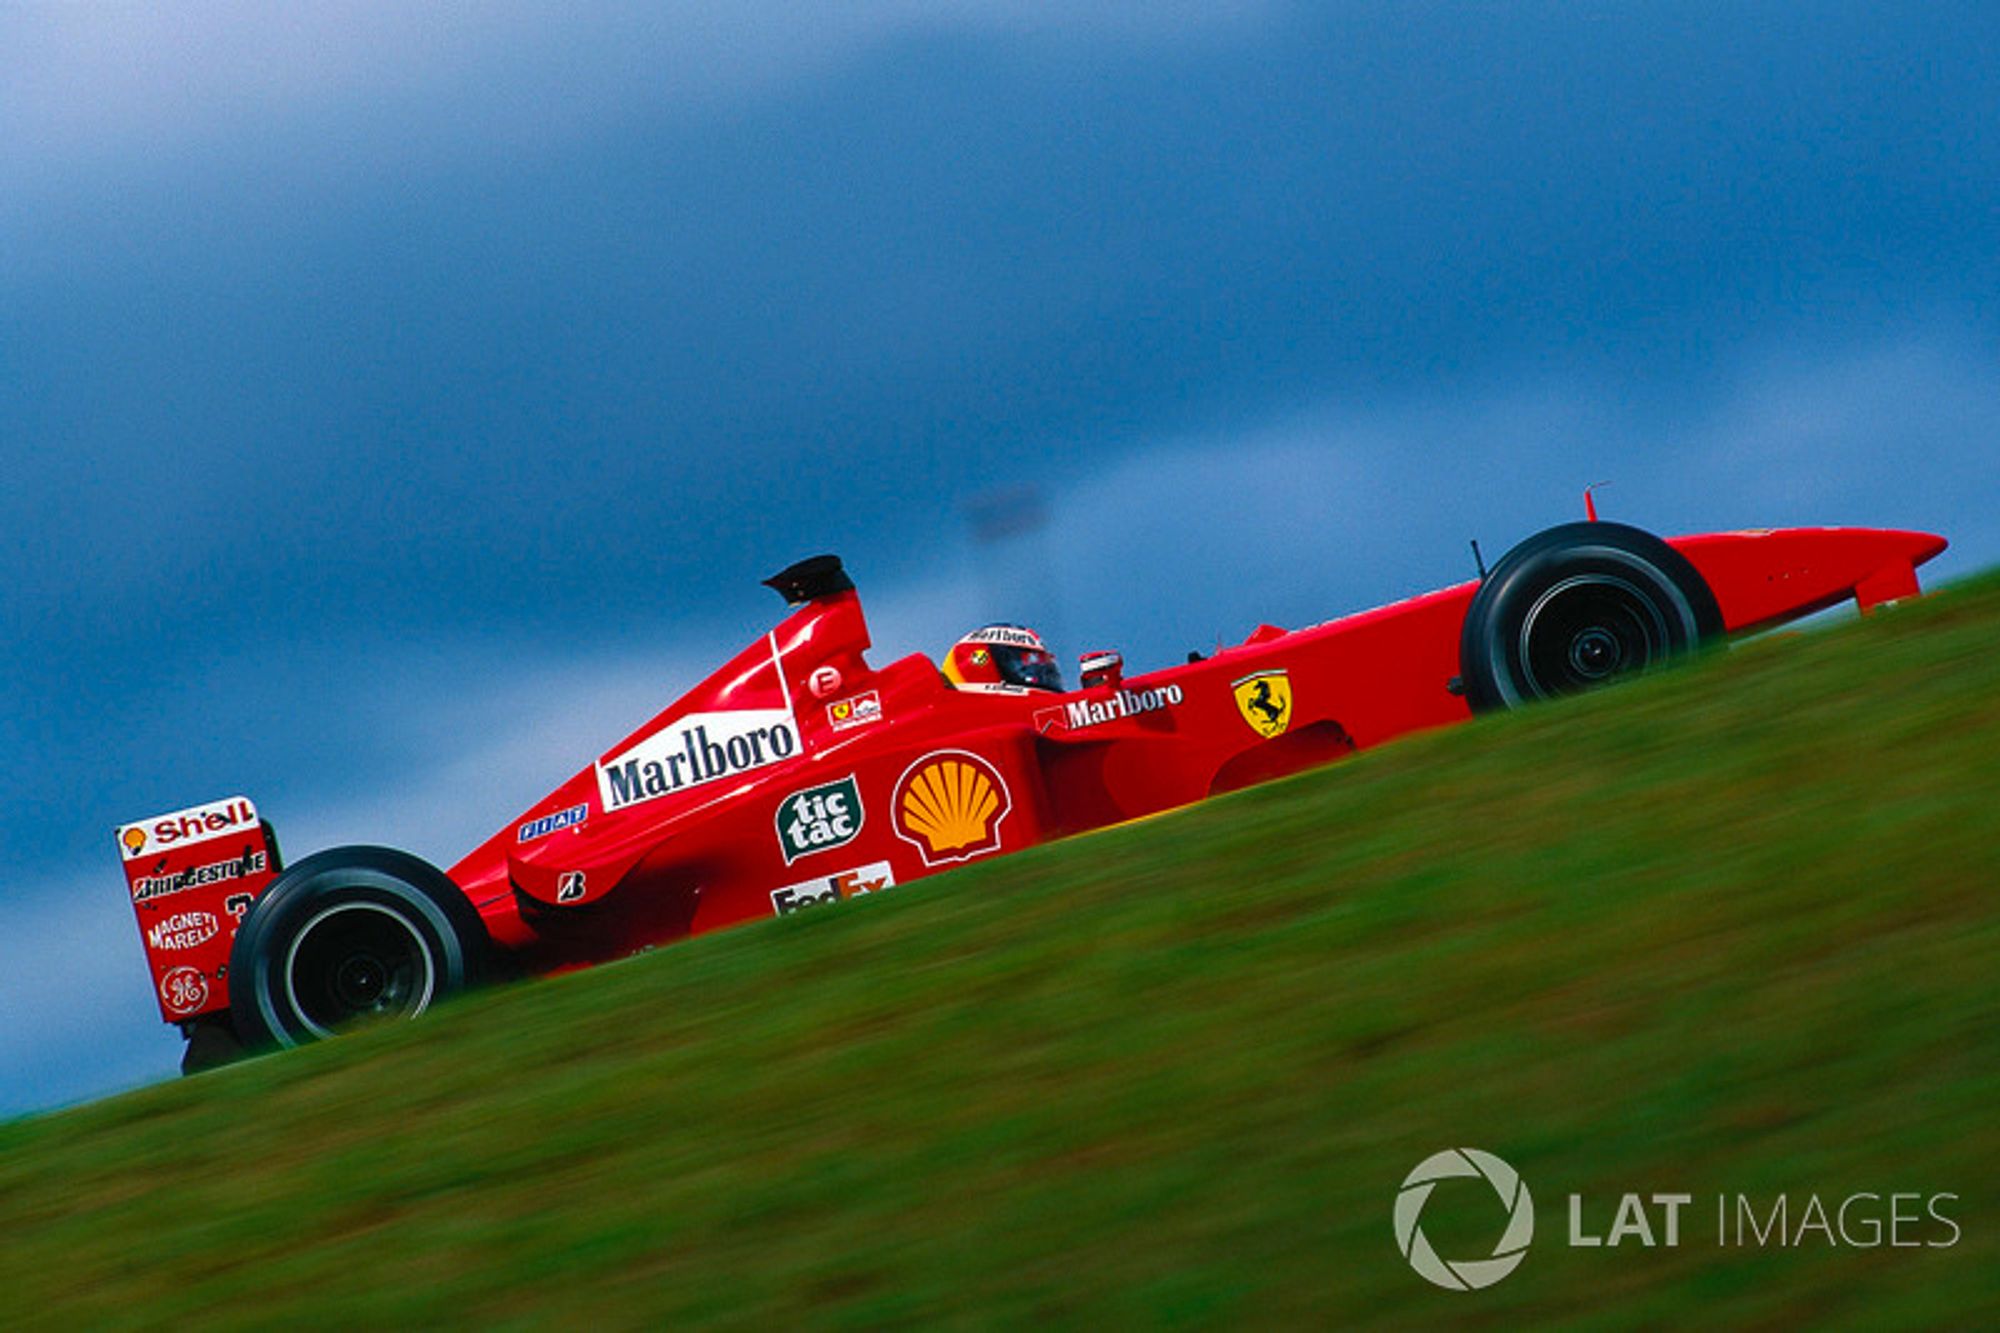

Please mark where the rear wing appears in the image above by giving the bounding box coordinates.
[115,796,282,1024]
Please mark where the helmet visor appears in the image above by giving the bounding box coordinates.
[994,645,1063,692]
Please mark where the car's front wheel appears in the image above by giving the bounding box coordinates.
[1459,521,1724,712]
[228,846,488,1051]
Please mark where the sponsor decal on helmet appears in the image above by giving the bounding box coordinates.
[1042,682,1184,732]
[826,690,882,732]
[892,750,1011,866]
[963,626,1046,649]
[769,861,895,916]
[117,796,259,860]
[777,775,863,863]
[131,849,270,904]
[596,709,799,813]
[517,802,589,843]
[1232,669,1293,739]
[145,910,220,953]
[159,966,210,1017]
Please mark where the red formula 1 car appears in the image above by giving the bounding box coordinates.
[115,517,1946,1069]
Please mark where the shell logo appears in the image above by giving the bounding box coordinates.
[892,750,1012,866]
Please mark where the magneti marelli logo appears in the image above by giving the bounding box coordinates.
[1394,1148,1535,1291]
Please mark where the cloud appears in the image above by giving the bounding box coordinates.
[0,882,168,1118]
[1689,341,2000,525]
[1038,334,1999,668]
[0,2,1275,192]
[7,1,1994,674]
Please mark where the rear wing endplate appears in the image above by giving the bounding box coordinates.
[115,796,282,1024]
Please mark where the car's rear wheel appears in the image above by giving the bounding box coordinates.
[228,846,488,1051]
[1459,521,1723,712]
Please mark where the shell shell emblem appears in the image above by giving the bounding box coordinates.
[892,750,1012,866]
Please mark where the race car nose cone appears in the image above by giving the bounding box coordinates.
[1899,529,1949,565]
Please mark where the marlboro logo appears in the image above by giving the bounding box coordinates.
[596,710,799,813]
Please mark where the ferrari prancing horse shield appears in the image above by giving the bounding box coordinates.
[1232,669,1292,738]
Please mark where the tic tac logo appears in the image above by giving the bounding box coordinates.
[1394,1149,1536,1291]
[117,796,260,860]
[776,775,863,863]
[769,862,895,916]
[892,751,1011,866]
[1232,669,1292,738]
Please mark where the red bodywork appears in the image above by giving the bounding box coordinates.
[119,522,1947,1018]
[117,797,281,1021]
[453,524,1945,974]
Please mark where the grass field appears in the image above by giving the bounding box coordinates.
[4,574,1995,1328]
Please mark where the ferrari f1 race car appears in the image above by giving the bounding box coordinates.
[115,516,1946,1070]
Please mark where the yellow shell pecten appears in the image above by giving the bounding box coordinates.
[899,757,1000,853]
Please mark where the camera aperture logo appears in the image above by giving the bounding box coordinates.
[1394,1148,1535,1291]
[1394,1150,1961,1293]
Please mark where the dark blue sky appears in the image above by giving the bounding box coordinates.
[5,3,1996,1115]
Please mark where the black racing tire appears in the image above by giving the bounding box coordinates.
[1459,521,1723,713]
[228,846,488,1052]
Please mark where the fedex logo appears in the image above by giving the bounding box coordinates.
[118,797,260,860]
[769,861,895,916]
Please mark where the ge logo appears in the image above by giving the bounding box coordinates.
[1394,1148,1535,1291]
[159,966,209,1017]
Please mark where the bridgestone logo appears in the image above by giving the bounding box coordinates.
[597,710,798,813]
[1064,683,1183,730]
[132,851,269,903]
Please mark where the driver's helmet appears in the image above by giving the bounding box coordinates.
[942,624,1064,694]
